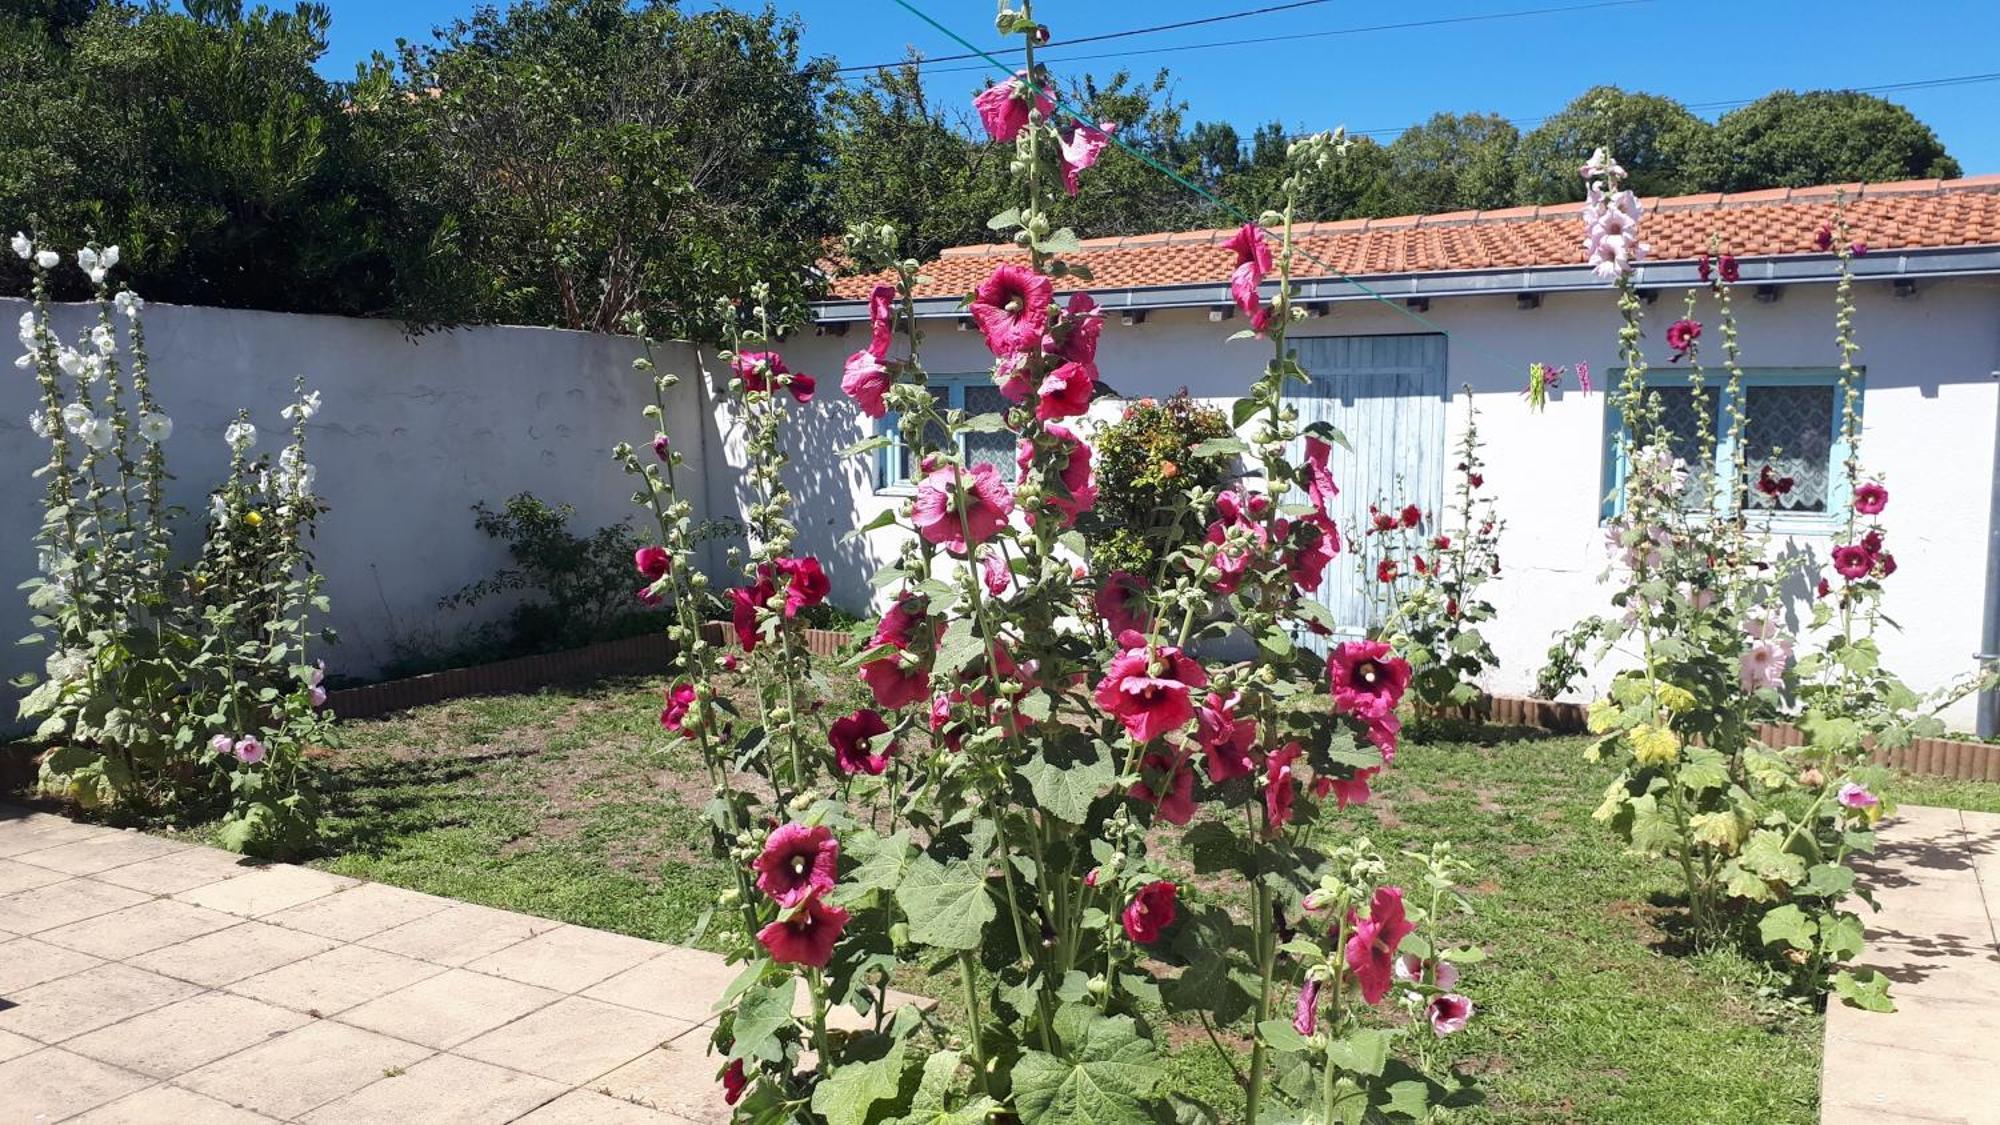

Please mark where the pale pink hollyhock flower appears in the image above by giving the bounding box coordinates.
[1427,993,1473,1036]
[1392,953,1458,988]
[1741,638,1790,692]
[1058,121,1116,195]
[973,71,1053,143]
[1837,782,1879,810]
[911,463,1014,554]
[209,733,235,757]
[309,661,328,708]
[233,737,266,765]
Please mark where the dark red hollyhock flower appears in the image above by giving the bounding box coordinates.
[1264,741,1301,833]
[634,546,671,580]
[1698,253,1712,281]
[1468,472,1484,488]
[1860,529,1884,554]
[722,1059,748,1106]
[1756,464,1795,497]
[1719,254,1740,282]
[1196,692,1257,782]
[728,574,775,651]
[1854,481,1888,515]
[660,682,697,735]
[775,556,829,618]
[1372,512,1398,533]
[757,894,850,968]
[1134,751,1196,825]
[829,709,894,776]
[1094,570,1153,636]
[1851,242,1868,257]
[1832,544,1875,580]
[1433,535,1452,550]
[1413,555,1429,576]
[1877,552,1897,577]
[635,585,663,607]
[1817,577,1833,599]
[1814,225,1834,252]
[1399,504,1422,528]
[1121,880,1178,944]
[859,654,929,710]
[1376,559,1399,583]
[1665,318,1701,361]
[753,822,839,908]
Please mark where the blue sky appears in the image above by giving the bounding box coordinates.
[315,0,2000,174]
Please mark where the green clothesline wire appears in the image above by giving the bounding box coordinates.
[883,0,1449,337]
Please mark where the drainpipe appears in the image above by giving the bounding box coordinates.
[1982,368,2000,737]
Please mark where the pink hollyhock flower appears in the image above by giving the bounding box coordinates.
[1330,640,1412,722]
[1222,222,1272,322]
[1134,751,1196,825]
[789,372,816,402]
[912,463,1014,554]
[830,709,894,776]
[635,585,663,607]
[1196,692,1257,782]
[1036,361,1096,423]
[1851,242,1868,257]
[1019,424,1097,527]
[1058,121,1116,195]
[1303,436,1338,515]
[1861,530,1884,554]
[722,1059,748,1106]
[1093,638,1209,743]
[859,653,929,710]
[753,822,839,908]
[1814,224,1834,252]
[1838,781,1879,810]
[1345,886,1415,1005]
[1094,570,1152,636]
[1364,711,1402,764]
[774,556,829,618]
[842,350,892,419]
[728,579,771,651]
[732,351,813,404]
[866,284,896,358]
[209,732,234,757]
[1854,481,1888,515]
[1121,880,1177,944]
[1832,544,1875,580]
[969,264,1053,358]
[757,895,850,968]
[1427,994,1473,1036]
[973,71,1052,143]
[233,737,266,765]
[1286,513,1340,594]
[981,550,1010,596]
[1877,552,1897,577]
[1394,954,1460,989]
[1264,742,1301,832]
[1325,767,1377,810]
[1050,293,1102,365]
[1294,977,1321,1037]
[1665,318,1701,361]
[651,433,670,461]
[1741,638,1791,692]
[634,546,671,580]
[659,683,697,735]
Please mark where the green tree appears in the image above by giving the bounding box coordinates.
[1385,111,1520,214]
[1701,90,1960,191]
[1514,85,1716,203]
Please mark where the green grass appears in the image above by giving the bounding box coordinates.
[162,680,2000,1123]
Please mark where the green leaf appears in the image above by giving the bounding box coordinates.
[987,208,1022,231]
[1741,829,1808,886]
[960,413,1010,433]
[1011,1016,1164,1125]
[1819,911,1866,960]
[1230,397,1262,428]
[895,855,995,951]
[729,977,796,1063]
[810,1042,910,1125]
[840,830,915,900]
[842,435,894,457]
[1677,747,1730,794]
[933,619,985,676]
[1188,437,1247,459]
[1802,863,1857,898]
[1324,1028,1393,1077]
[1255,1019,1310,1055]
[1018,750,1113,825]
[1758,903,1815,951]
[1831,968,1896,1013]
[1034,228,1083,255]
[846,508,902,542]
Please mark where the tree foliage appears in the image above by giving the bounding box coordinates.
[1703,91,1961,191]
[1513,86,1717,203]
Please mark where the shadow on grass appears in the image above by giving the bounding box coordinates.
[313,745,543,859]
[1405,717,1557,746]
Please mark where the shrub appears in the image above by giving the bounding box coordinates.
[1084,390,1235,577]
[443,493,655,654]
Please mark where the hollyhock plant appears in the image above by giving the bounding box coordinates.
[1134,751,1196,825]
[1329,640,1412,722]
[1427,993,1474,1036]
[1345,886,1415,1004]
[1093,636,1208,743]
[969,263,1053,358]
[756,895,850,968]
[753,823,839,908]
[1666,318,1701,361]
[840,349,892,419]
[774,556,829,617]
[1831,544,1875,580]
[911,462,1014,554]
[1019,424,1097,527]
[1094,570,1153,636]
[1035,360,1096,422]
[1854,481,1888,515]
[1122,880,1178,944]
[829,709,894,776]
[973,70,1053,143]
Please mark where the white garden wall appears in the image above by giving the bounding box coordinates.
[0,299,714,711]
[769,278,2000,729]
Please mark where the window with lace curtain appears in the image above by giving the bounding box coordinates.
[1602,368,1858,525]
[875,376,1016,491]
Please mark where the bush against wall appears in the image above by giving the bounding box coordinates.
[1082,390,1236,579]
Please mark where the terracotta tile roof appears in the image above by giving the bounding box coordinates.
[825,176,2000,303]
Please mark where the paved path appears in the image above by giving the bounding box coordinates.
[0,803,906,1124]
[1823,805,2000,1125]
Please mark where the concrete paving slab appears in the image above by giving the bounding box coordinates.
[454,995,697,1086]
[125,919,340,988]
[63,990,308,1079]
[580,946,741,1025]
[336,967,565,1049]
[36,897,241,960]
[65,1082,280,1124]
[0,962,202,1045]
[0,876,150,935]
[261,880,457,943]
[15,830,186,876]
[360,901,564,966]
[464,923,666,994]
[0,1046,153,1122]
[226,941,447,1016]
[0,935,105,993]
[175,1019,433,1120]
[92,847,254,896]
[299,1050,567,1125]
[173,864,357,918]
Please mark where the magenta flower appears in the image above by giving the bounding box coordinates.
[969,263,1053,358]
[866,284,896,358]
[1058,120,1116,195]
[753,822,839,908]
[981,550,1010,596]
[1264,742,1300,832]
[1222,222,1272,322]
[1838,781,1879,810]
[1093,638,1209,743]
[733,351,812,403]
[1345,886,1415,1005]
[1324,767,1376,810]
[912,463,1014,554]
[728,578,769,651]
[233,737,266,765]
[756,895,849,968]
[634,546,671,580]
[1831,544,1875,580]
[651,433,670,461]
[1049,293,1102,365]
[1019,424,1097,528]
[1094,570,1152,636]
[1303,436,1338,516]
[1285,512,1340,595]
[830,709,894,776]
[1294,977,1322,1037]
[1814,224,1834,252]
[842,350,892,419]
[722,1059,748,1106]
[659,682,697,735]
[1665,318,1701,362]
[1427,993,1473,1036]
[1329,640,1412,722]
[774,556,829,618]
[973,71,1052,143]
[1854,481,1888,515]
[859,654,929,711]
[1121,880,1177,944]
[209,732,234,757]
[1036,361,1096,423]
[1134,751,1196,825]
[1196,692,1257,783]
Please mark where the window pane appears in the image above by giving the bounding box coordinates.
[1629,384,1717,508]
[1742,383,1834,513]
[884,386,950,486]
[960,384,1016,476]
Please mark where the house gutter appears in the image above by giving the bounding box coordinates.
[810,245,2000,321]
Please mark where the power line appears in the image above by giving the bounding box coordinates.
[854,0,1653,78]
[835,0,1338,73]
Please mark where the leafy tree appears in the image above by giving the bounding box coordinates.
[1385,112,1519,214]
[1048,69,1223,237]
[378,0,832,337]
[1702,90,1961,191]
[1514,85,1716,203]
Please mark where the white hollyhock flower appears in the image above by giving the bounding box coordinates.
[276,445,316,497]
[282,389,322,422]
[12,354,29,370]
[10,232,30,260]
[76,247,97,273]
[90,324,115,355]
[210,492,229,526]
[61,402,91,433]
[224,421,257,452]
[56,348,84,378]
[79,416,114,450]
[29,410,54,438]
[114,290,143,318]
[16,311,35,345]
[48,649,89,684]
[101,245,118,269]
[137,412,172,443]
[34,250,57,269]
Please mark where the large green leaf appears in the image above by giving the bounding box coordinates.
[895,855,995,951]
[1831,968,1896,1013]
[811,1042,912,1125]
[1010,1015,1164,1125]
[1757,903,1814,951]
[1018,750,1113,825]
[729,977,797,1063]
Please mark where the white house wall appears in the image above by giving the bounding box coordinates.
[769,279,2000,729]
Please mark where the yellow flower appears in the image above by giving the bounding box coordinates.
[245,510,264,527]
[1586,698,1619,735]
[1656,684,1695,714]
[1628,723,1680,767]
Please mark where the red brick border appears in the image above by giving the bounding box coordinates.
[325,633,678,720]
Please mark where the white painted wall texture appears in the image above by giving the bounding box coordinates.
[0,299,713,709]
[770,278,2000,729]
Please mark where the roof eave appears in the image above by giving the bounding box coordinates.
[810,245,2000,322]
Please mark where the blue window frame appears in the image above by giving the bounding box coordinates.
[1602,368,1860,529]
[876,375,1016,491]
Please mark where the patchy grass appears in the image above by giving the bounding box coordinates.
[140,678,2000,1121]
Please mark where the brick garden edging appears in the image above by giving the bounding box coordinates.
[1480,692,2000,782]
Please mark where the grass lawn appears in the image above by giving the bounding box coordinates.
[93,673,1999,1123]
